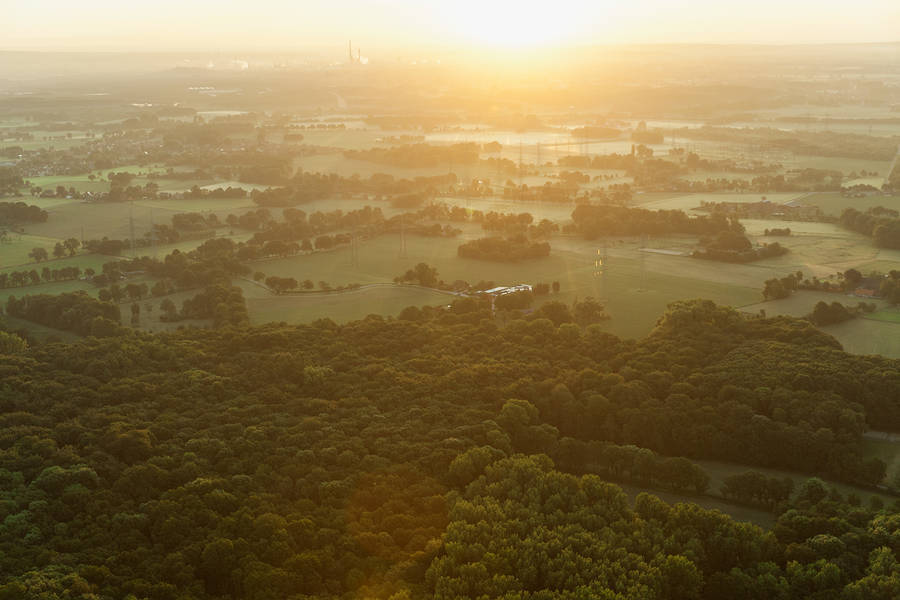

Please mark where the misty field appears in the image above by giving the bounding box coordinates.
[3,188,899,352]
[242,230,760,338]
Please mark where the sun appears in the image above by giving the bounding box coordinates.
[438,1,585,48]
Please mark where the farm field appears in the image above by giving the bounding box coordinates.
[21,164,251,196]
[294,151,523,184]
[801,191,900,216]
[740,290,900,357]
[0,233,75,268]
[786,154,893,176]
[865,308,900,323]
[825,318,900,358]
[134,197,256,213]
[239,280,455,325]
[0,252,112,276]
[243,230,759,338]
[3,189,899,350]
[21,198,257,242]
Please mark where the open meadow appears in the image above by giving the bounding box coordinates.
[740,290,900,357]
[3,186,900,355]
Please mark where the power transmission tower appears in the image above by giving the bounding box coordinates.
[350,233,360,267]
[346,213,360,268]
[594,240,608,302]
[638,234,648,291]
[398,213,408,259]
[518,141,524,203]
[129,199,136,258]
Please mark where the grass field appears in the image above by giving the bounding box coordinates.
[21,163,255,196]
[21,198,259,243]
[135,197,256,212]
[4,195,76,209]
[2,188,898,351]
[239,280,455,325]
[865,308,900,323]
[740,290,900,357]
[243,229,761,338]
[801,192,900,217]
[0,233,89,269]
[824,318,900,357]
[0,279,95,309]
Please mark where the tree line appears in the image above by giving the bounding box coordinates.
[840,207,900,249]
[457,236,551,262]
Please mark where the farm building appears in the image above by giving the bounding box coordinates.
[480,284,533,297]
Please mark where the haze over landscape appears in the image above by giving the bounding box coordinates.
[7,0,900,51]
[2,3,900,600]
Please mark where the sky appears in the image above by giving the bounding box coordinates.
[5,0,900,52]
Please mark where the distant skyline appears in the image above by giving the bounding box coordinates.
[6,0,900,52]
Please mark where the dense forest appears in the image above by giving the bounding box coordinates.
[0,300,898,599]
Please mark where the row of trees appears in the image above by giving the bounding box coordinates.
[693,231,788,263]
[0,265,82,289]
[840,207,900,249]
[808,300,876,326]
[457,236,551,262]
[569,203,741,239]
[26,239,80,263]
[763,269,900,304]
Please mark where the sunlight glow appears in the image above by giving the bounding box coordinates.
[437,1,596,48]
